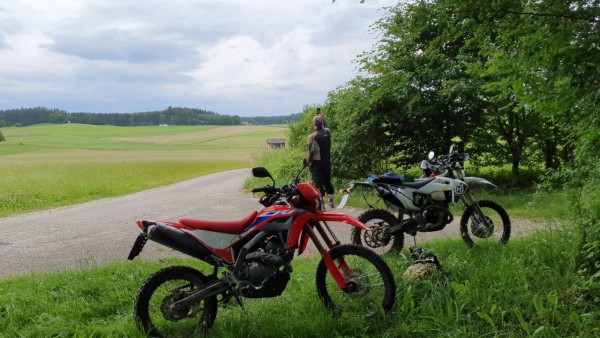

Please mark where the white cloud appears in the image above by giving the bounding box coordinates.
[0,0,392,116]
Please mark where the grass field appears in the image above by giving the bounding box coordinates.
[0,229,596,337]
[0,123,286,217]
[1,124,598,337]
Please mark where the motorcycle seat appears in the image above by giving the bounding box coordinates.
[394,178,435,189]
[179,210,258,234]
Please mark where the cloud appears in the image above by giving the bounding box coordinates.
[0,0,390,116]
[49,29,189,63]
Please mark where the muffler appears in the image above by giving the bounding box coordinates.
[147,223,213,261]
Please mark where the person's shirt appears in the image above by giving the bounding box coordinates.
[307,128,331,165]
[307,133,321,162]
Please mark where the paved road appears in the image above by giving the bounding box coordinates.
[0,169,546,279]
[0,169,256,278]
[1,169,364,279]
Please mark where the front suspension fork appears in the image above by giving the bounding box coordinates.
[305,222,351,290]
[462,192,492,229]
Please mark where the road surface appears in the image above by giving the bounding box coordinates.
[0,168,547,279]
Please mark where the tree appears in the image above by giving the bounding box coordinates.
[0,130,5,142]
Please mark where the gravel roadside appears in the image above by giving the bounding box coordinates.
[0,168,548,279]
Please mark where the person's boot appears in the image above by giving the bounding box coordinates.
[328,195,335,209]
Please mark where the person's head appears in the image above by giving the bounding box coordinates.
[316,107,322,117]
[312,116,323,129]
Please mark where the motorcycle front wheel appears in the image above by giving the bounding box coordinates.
[134,266,218,338]
[460,200,511,247]
[315,244,396,317]
[351,209,405,255]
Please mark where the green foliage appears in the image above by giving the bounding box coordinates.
[571,93,600,300]
[286,105,320,150]
[0,130,5,142]
[320,0,599,186]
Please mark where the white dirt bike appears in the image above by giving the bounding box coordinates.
[340,146,511,254]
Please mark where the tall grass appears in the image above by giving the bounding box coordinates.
[0,227,597,337]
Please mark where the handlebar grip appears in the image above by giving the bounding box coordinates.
[251,188,266,193]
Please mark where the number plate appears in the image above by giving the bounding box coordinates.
[336,193,350,209]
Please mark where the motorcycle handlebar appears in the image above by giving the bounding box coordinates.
[251,187,268,193]
[252,185,296,196]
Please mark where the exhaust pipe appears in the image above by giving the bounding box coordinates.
[147,223,213,261]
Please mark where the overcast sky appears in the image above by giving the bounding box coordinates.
[0,1,393,117]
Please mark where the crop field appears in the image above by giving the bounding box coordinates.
[0,124,286,217]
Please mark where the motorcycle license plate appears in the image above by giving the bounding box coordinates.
[127,233,148,260]
[336,193,350,209]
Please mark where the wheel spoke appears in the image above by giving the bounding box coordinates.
[135,266,218,337]
[316,245,396,316]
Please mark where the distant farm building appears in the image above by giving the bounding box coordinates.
[266,138,286,149]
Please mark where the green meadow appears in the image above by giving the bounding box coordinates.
[0,123,286,217]
[1,124,598,337]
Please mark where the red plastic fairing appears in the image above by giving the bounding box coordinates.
[297,229,311,256]
[285,213,315,250]
[321,250,348,289]
[296,182,322,212]
[311,211,371,230]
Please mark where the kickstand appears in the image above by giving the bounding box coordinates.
[235,295,244,310]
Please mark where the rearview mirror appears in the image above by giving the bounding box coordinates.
[252,167,275,187]
[252,167,272,178]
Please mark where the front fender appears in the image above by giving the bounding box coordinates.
[311,211,371,231]
[464,176,496,187]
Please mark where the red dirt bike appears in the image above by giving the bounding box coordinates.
[128,165,396,336]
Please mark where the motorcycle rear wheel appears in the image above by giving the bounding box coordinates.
[351,209,405,255]
[315,244,396,317]
[134,266,218,337]
[460,200,511,247]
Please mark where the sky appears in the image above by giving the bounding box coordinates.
[0,1,394,117]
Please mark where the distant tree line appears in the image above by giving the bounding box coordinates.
[240,113,301,125]
[0,107,299,127]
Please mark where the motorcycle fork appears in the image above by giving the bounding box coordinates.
[305,221,350,290]
[462,192,492,228]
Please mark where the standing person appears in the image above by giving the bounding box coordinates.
[306,115,335,208]
[316,107,329,130]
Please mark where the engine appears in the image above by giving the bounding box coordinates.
[415,204,453,232]
[409,191,453,231]
[234,237,293,298]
